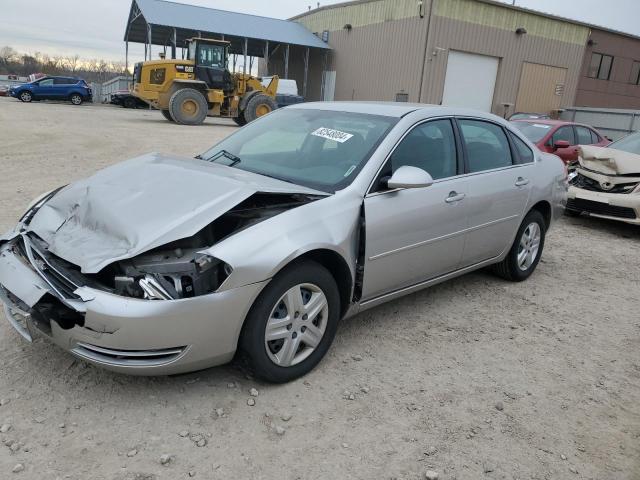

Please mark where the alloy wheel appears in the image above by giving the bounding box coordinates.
[517,222,541,271]
[264,283,328,367]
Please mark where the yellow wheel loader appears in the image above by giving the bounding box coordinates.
[132,38,279,126]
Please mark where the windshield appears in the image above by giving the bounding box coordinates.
[608,131,640,155]
[510,121,553,143]
[200,108,398,193]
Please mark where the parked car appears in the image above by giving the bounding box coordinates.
[567,131,640,224]
[510,119,610,164]
[0,103,567,382]
[9,76,92,105]
[110,90,147,109]
[261,76,304,108]
[509,112,551,121]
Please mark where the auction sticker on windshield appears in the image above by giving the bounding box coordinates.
[311,127,354,143]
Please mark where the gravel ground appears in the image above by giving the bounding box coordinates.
[0,98,639,480]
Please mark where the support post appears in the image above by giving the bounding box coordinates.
[303,47,309,98]
[263,40,269,76]
[284,44,290,79]
[147,24,152,60]
[171,28,177,59]
[243,37,248,76]
[125,40,129,73]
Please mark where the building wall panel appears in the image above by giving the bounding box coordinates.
[575,29,640,109]
[294,0,421,34]
[435,0,588,45]
[421,12,587,114]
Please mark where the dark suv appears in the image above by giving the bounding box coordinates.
[9,76,92,105]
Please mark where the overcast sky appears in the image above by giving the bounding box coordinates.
[1,0,638,63]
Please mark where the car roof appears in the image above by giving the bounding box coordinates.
[511,118,591,128]
[289,101,507,121]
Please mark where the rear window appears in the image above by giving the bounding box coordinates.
[575,126,593,145]
[510,121,552,143]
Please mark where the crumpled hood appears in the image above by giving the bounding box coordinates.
[579,145,640,176]
[27,153,323,273]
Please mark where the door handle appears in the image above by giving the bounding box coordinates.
[445,191,466,203]
[515,177,530,187]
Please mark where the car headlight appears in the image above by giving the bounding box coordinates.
[114,251,232,300]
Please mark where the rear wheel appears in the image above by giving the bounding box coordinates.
[70,93,83,105]
[239,261,340,383]
[161,109,175,122]
[19,91,33,102]
[168,88,208,125]
[492,210,546,282]
[242,94,277,123]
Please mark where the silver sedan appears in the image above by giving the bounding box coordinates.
[0,103,567,382]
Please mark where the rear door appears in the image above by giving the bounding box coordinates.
[362,118,470,299]
[457,118,533,266]
[52,77,74,98]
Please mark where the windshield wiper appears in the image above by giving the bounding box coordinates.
[203,149,242,166]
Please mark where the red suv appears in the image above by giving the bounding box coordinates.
[510,119,610,164]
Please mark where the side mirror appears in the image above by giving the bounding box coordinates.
[386,165,434,190]
[553,140,570,150]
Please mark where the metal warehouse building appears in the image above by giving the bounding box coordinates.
[268,0,640,117]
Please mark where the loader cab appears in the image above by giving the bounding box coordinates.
[186,38,233,92]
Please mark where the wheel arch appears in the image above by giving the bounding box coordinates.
[529,200,552,229]
[289,249,354,318]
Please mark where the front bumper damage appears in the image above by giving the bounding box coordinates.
[567,185,640,224]
[0,233,267,375]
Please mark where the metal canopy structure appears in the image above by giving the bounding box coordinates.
[124,0,329,92]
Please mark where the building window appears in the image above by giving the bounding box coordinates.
[395,93,409,102]
[587,53,613,80]
[630,61,640,85]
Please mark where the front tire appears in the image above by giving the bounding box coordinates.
[19,91,33,102]
[168,88,208,125]
[70,93,83,105]
[161,109,175,122]
[492,210,546,282]
[239,261,340,383]
[242,94,277,123]
[232,112,247,126]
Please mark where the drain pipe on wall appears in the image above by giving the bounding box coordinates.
[417,0,435,103]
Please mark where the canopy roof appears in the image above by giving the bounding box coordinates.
[125,0,330,57]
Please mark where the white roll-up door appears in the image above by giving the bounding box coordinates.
[442,51,499,112]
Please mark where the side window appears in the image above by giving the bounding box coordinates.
[387,119,458,181]
[510,134,535,164]
[458,119,512,173]
[590,129,601,144]
[39,79,54,86]
[552,126,576,145]
[575,126,593,145]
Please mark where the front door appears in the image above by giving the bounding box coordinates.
[362,119,469,300]
[32,78,54,99]
[548,125,579,163]
[456,118,533,266]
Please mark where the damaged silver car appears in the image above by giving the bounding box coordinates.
[0,103,567,382]
[567,132,640,224]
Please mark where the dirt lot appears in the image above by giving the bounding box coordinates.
[0,98,639,480]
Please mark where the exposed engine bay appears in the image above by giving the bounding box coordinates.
[20,192,322,301]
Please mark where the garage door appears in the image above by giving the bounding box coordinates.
[442,51,499,112]
[515,62,567,115]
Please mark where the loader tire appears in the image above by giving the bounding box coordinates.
[232,112,247,126]
[243,94,277,123]
[161,109,175,122]
[168,88,208,125]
